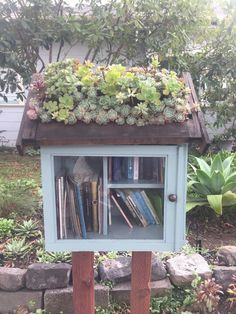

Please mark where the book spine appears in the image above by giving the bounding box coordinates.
[111,194,133,228]
[82,182,93,232]
[127,157,133,180]
[58,177,63,239]
[126,195,148,227]
[140,190,160,224]
[132,191,156,225]
[75,183,87,239]
[113,157,122,182]
[108,157,112,183]
[97,177,103,234]
[133,157,139,180]
[91,180,98,233]
[139,157,144,180]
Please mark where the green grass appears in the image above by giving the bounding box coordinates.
[0,150,41,185]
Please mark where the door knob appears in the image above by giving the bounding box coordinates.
[168,194,177,202]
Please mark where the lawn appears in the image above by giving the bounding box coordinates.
[0,149,41,184]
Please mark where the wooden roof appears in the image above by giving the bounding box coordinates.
[16,72,210,154]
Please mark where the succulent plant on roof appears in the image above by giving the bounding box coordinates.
[28,57,194,126]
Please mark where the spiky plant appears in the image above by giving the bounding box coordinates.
[197,279,223,313]
[88,102,97,111]
[79,99,90,110]
[39,110,52,123]
[98,95,111,109]
[163,107,176,120]
[119,104,131,117]
[136,118,146,127]
[81,86,88,94]
[107,109,118,121]
[73,90,84,102]
[134,103,149,117]
[83,112,93,124]
[73,106,87,120]
[87,87,97,98]
[96,110,109,125]
[67,112,77,125]
[155,114,166,125]
[149,102,165,114]
[163,98,175,108]
[126,116,136,125]
[175,112,186,123]
[130,107,140,118]
[116,116,125,125]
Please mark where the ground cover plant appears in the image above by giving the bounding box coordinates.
[26,58,193,127]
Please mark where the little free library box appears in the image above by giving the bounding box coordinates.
[17,67,209,252]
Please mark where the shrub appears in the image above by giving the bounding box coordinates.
[0,218,15,238]
[187,152,236,215]
[0,178,40,218]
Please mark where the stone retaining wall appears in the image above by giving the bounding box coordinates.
[0,246,235,314]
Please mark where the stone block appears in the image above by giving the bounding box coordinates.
[150,278,174,297]
[44,284,109,313]
[166,253,212,287]
[98,256,132,284]
[44,287,73,314]
[0,267,27,291]
[26,263,71,290]
[111,278,173,305]
[98,254,166,284]
[0,289,42,313]
[217,246,236,266]
[111,282,131,304]
[213,265,236,290]
[151,254,167,281]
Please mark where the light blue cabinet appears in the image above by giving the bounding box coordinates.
[40,144,188,252]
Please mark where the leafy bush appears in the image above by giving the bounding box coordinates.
[187,153,236,215]
[0,218,15,238]
[36,250,71,263]
[15,219,39,239]
[4,238,31,260]
[0,178,40,218]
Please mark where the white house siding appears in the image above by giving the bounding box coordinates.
[0,104,24,147]
[1,42,95,147]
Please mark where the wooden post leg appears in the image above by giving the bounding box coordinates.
[131,252,152,314]
[72,252,94,314]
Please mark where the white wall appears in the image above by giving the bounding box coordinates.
[0,104,24,147]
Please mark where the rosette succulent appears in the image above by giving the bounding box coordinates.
[28,58,193,126]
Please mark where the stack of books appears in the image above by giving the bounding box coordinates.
[55,175,103,239]
[108,157,165,183]
[110,189,163,228]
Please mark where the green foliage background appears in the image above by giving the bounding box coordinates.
[0,0,235,140]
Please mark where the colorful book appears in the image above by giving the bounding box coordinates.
[91,178,98,233]
[111,194,133,228]
[132,190,156,225]
[126,194,148,227]
[113,157,122,181]
[115,189,141,226]
[146,190,163,224]
[82,181,93,232]
[143,158,153,180]
[133,157,139,180]
[127,157,133,180]
[66,178,81,238]
[69,176,87,239]
[140,190,160,224]
[97,177,103,234]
